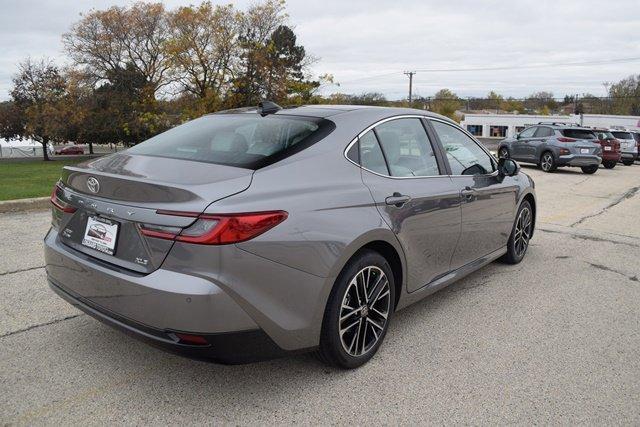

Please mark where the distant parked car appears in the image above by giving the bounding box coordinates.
[592,128,621,169]
[632,131,640,163]
[498,123,602,174]
[610,129,638,166]
[55,145,84,155]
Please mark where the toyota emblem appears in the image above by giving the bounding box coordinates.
[86,177,100,194]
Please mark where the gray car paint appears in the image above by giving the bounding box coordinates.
[45,105,536,354]
[499,125,602,168]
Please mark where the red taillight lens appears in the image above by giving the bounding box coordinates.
[559,148,570,155]
[557,137,576,142]
[140,211,288,245]
[50,183,77,213]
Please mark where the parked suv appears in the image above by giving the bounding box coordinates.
[632,131,640,164]
[592,128,621,169]
[498,123,602,174]
[610,129,638,166]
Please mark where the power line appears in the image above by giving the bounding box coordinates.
[414,56,640,73]
[335,56,640,85]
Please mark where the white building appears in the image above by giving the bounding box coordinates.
[461,113,640,139]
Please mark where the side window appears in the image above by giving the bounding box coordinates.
[375,118,440,177]
[359,131,389,175]
[431,120,495,176]
[519,127,537,138]
[534,127,553,138]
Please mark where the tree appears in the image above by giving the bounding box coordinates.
[524,91,558,113]
[431,89,461,120]
[166,2,239,105]
[0,101,25,142]
[9,58,67,160]
[83,64,171,147]
[63,2,172,95]
[229,0,287,106]
[608,75,640,115]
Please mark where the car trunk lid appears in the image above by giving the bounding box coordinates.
[54,153,253,273]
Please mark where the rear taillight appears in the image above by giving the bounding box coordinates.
[50,183,77,213]
[139,211,288,245]
[559,148,570,155]
[557,137,576,142]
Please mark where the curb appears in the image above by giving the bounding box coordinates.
[0,197,50,214]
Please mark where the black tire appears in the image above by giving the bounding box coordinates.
[581,165,598,174]
[501,200,533,264]
[622,160,633,166]
[539,151,556,172]
[318,249,395,369]
[498,147,510,159]
[603,160,616,169]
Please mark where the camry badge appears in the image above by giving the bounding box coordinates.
[86,177,100,194]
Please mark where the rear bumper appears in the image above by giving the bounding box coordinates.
[620,152,638,161]
[556,154,601,167]
[44,227,327,360]
[48,278,288,364]
[601,151,621,162]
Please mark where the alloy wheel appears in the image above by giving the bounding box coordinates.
[541,154,553,172]
[514,206,532,257]
[339,266,391,357]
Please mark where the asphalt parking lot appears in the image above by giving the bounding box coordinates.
[1,163,639,424]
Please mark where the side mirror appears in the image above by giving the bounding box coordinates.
[498,157,519,177]
[515,133,521,140]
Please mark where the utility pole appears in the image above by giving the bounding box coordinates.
[404,71,416,104]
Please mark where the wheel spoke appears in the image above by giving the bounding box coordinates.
[340,307,360,322]
[340,318,360,336]
[367,317,384,331]
[371,306,388,319]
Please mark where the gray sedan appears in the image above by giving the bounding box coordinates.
[45,104,536,368]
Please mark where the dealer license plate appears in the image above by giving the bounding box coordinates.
[604,146,612,151]
[81,216,119,255]
[580,148,590,154]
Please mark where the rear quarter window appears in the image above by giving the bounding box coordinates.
[127,114,335,169]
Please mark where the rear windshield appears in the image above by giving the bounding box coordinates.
[127,114,334,169]
[611,131,632,140]
[561,129,596,139]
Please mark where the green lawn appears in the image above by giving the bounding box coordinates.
[0,159,85,201]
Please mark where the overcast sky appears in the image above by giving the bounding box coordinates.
[1,0,639,101]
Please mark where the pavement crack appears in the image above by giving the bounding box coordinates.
[570,186,640,227]
[0,314,83,339]
[538,227,640,248]
[585,262,638,282]
[0,265,45,276]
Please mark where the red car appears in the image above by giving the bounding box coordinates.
[592,129,621,169]
[55,145,84,155]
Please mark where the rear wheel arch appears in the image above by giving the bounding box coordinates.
[360,241,403,309]
[330,235,405,310]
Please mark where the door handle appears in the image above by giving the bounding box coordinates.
[461,186,476,201]
[385,192,411,207]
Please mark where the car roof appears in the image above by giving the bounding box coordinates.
[213,104,456,122]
